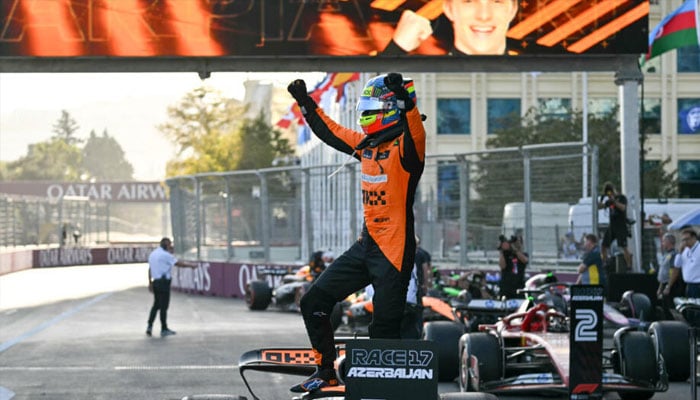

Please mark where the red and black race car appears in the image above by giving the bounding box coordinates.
[457,299,688,399]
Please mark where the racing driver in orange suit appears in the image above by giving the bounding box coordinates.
[287,72,426,393]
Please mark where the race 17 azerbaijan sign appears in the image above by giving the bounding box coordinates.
[0,0,648,57]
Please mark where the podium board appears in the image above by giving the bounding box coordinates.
[569,285,604,400]
[344,339,439,400]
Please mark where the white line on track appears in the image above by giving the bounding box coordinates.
[0,292,112,354]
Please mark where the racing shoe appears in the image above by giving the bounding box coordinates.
[289,368,338,393]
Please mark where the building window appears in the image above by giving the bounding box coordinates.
[537,98,571,121]
[678,160,700,198]
[437,163,460,220]
[641,98,661,134]
[437,98,471,134]
[487,98,520,133]
[677,46,700,73]
[588,98,618,118]
[678,99,700,134]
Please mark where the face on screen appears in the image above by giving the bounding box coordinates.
[443,0,518,55]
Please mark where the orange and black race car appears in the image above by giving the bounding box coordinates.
[237,338,494,400]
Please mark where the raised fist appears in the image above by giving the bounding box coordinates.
[383,73,404,93]
[287,79,309,103]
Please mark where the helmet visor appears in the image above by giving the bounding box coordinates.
[356,97,395,113]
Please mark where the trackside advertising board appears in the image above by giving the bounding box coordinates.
[0,0,648,58]
[569,285,605,400]
[345,339,438,400]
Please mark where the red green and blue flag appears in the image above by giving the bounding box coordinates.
[646,0,700,61]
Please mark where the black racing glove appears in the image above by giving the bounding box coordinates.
[287,79,317,114]
[383,72,414,111]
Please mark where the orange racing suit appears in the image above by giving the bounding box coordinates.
[298,103,426,370]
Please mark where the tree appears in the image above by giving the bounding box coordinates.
[160,87,295,177]
[52,110,82,145]
[236,111,295,171]
[82,129,135,181]
[159,86,247,177]
[6,139,83,181]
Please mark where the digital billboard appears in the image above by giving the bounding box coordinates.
[0,0,648,58]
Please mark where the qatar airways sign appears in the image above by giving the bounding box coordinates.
[0,181,167,203]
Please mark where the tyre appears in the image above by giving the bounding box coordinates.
[245,280,272,310]
[630,292,652,321]
[439,392,498,400]
[649,320,690,382]
[616,331,657,400]
[459,333,501,392]
[422,321,466,382]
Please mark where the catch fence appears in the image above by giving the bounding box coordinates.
[167,142,600,268]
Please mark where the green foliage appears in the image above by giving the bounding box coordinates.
[237,112,294,171]
[52,110,82,145]
[7,138,83,181]
[6,110,135,182]
[160,87,295,177]
[82,129,135,181]
[159,86,246,177]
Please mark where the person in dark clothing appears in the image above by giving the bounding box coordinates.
[498,234,528,299]
[400,237,431,339]
[286,72,426,393]
[598,182,631,269]
[658,233,684,319]
[576,234,607,290]
[146,238,197,337]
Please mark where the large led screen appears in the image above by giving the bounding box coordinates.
[0,0,648,57]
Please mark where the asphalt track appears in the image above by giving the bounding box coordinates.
[0,264,695,400]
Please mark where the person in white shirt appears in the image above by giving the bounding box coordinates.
[675,228,700,299]
[147,237,197,337]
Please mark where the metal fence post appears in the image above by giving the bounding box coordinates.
[258,171,270,262]
[591,145,599,239]
[348,165,358,244]
[193,177,202,260]
[225,179,234,261]
[303,168,313,260]
[458,157,470,266]
[523,149,533,263]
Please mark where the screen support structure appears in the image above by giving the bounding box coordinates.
[615,61,644,273]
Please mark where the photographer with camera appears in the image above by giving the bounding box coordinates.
[498,234,529,299]
[598,182,631,270]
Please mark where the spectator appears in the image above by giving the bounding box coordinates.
[498,234,528,299]
[415,236,432,296]
[72,223,81,245]
[659,233,684,319]
[561,231,580,260]
[321,250,335,268]
[577,234,607,290]
[146,238,197,337]
[598,182,631,270]
[675,228,700,299]
[641,212,659,274]
[401,237,431,339]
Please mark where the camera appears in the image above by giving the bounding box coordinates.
[498,234,517,250]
